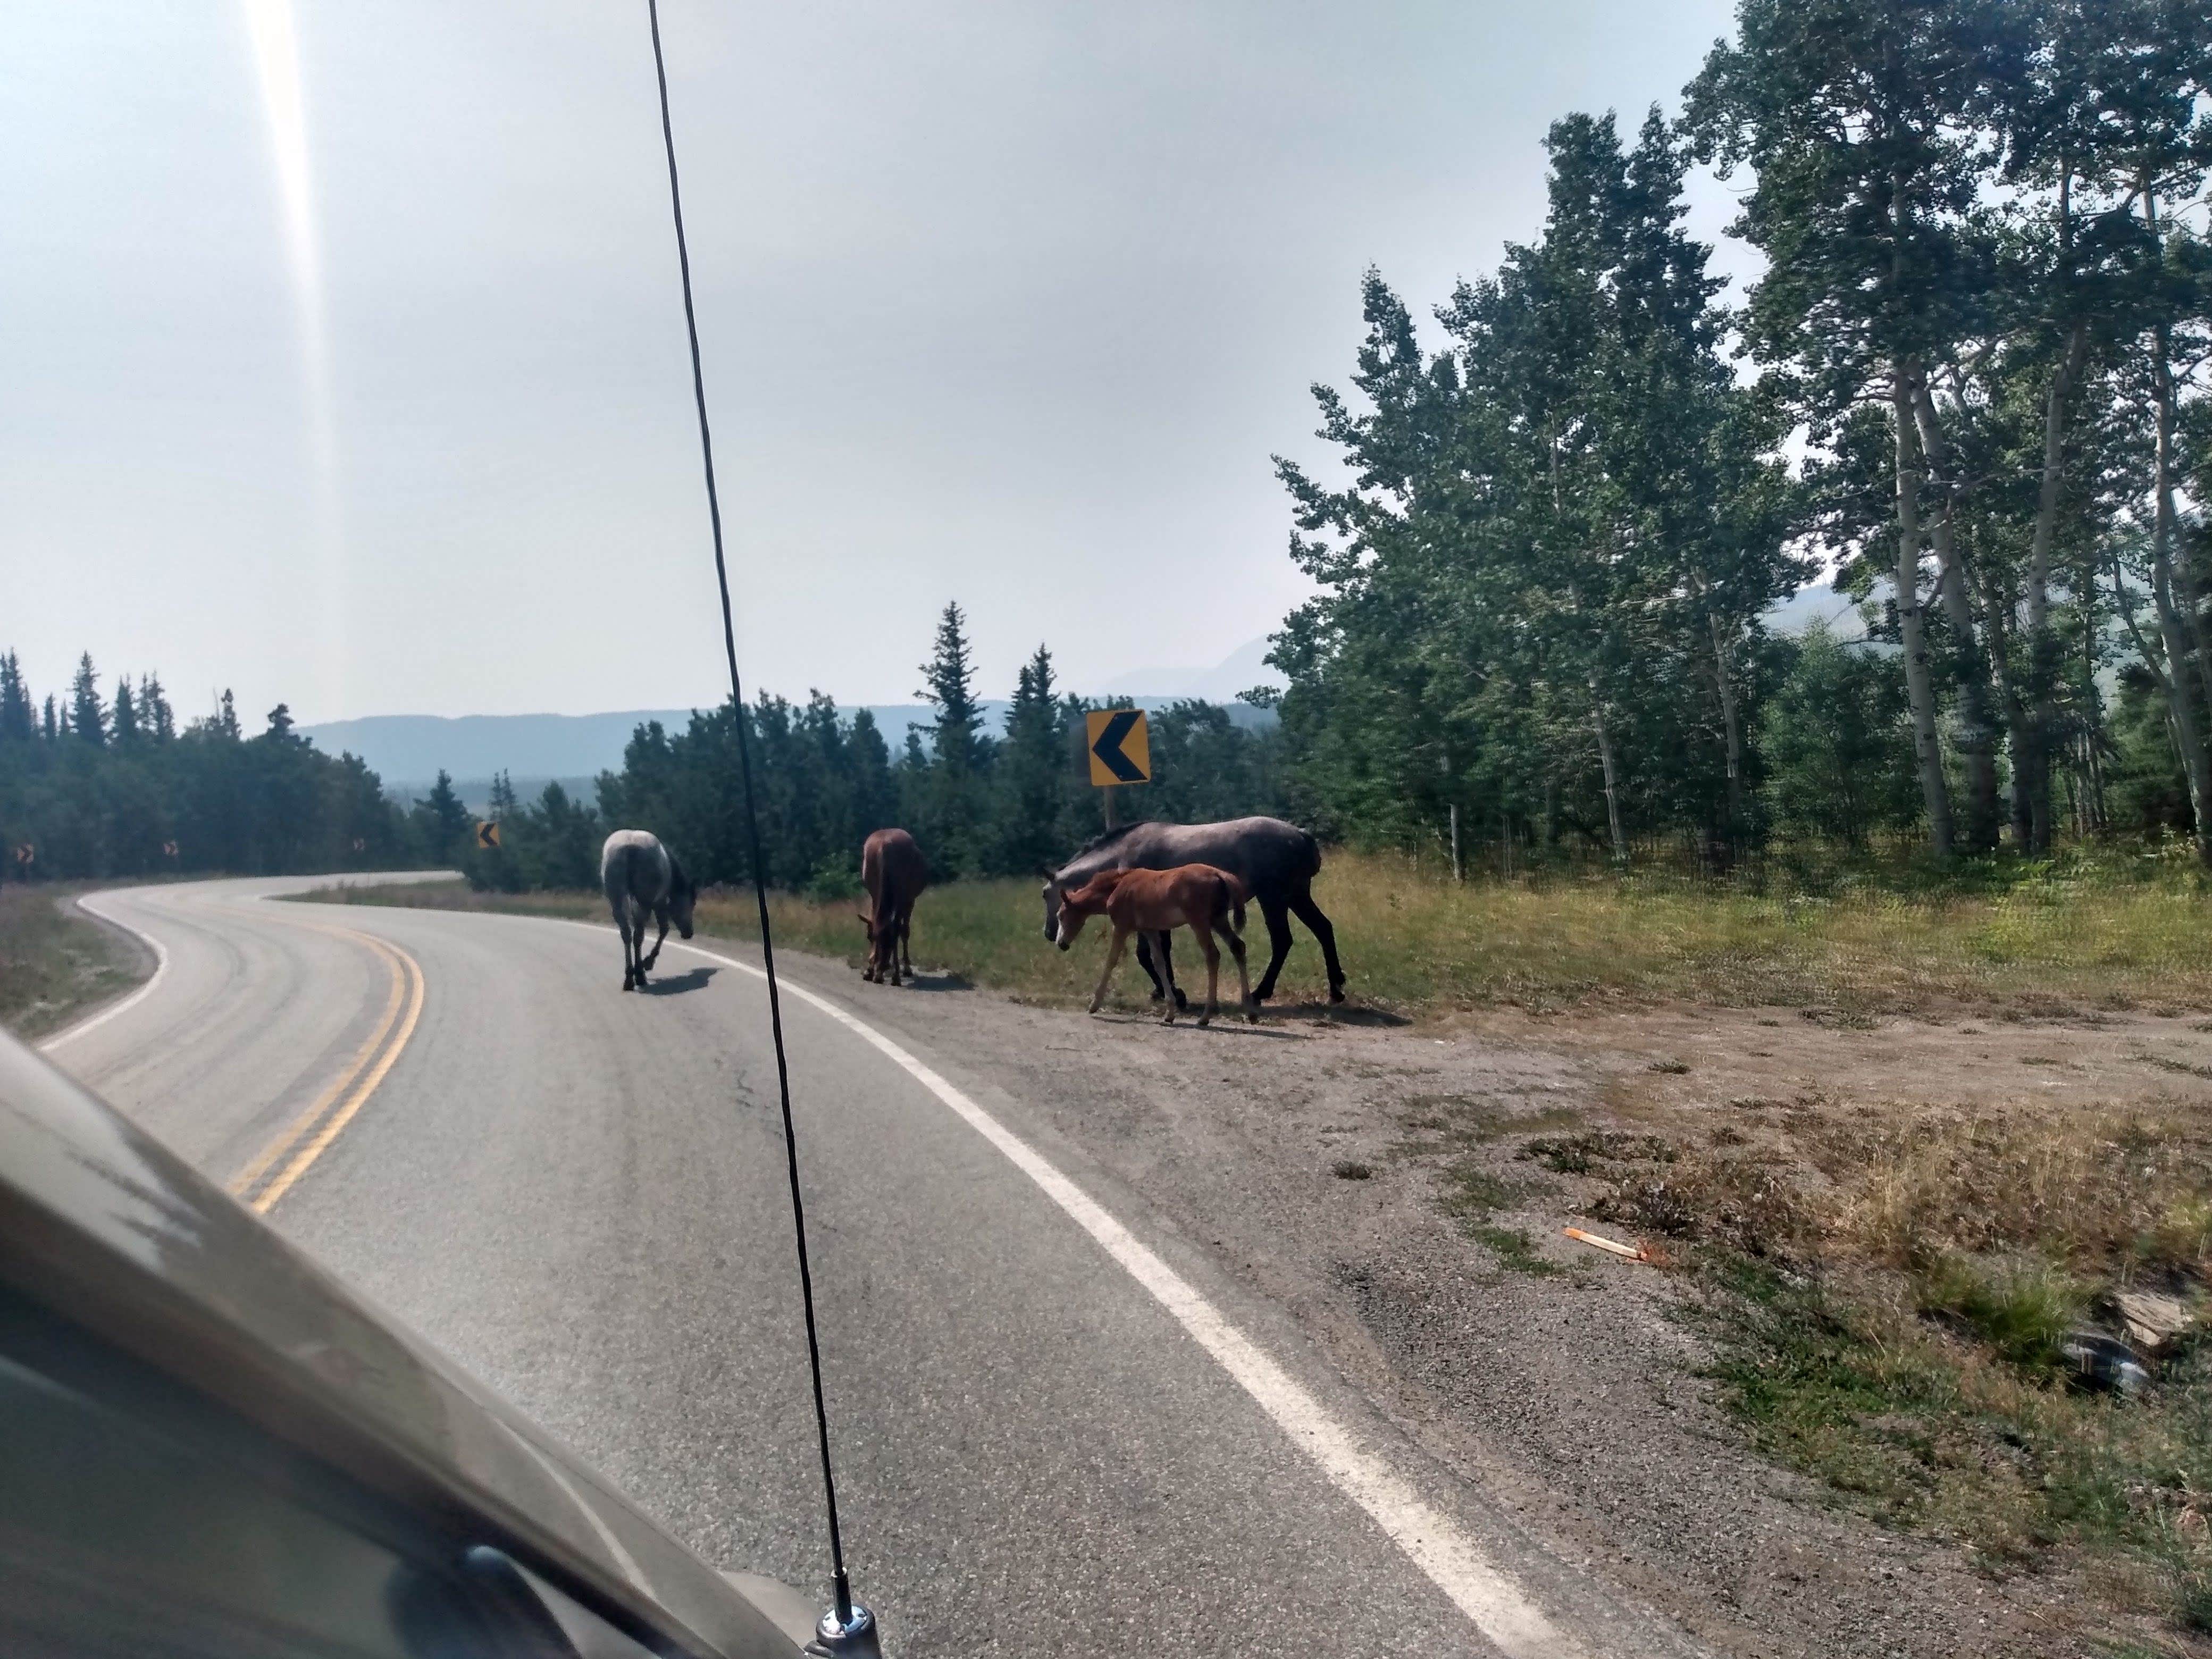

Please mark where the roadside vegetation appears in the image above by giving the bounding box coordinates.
[1389,1058,2212,1640]
[0,886,144,1039]
[304,839,2212,1018]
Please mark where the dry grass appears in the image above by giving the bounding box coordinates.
[297,845,2212,1018]
[1548,1097,2212,1637]
[0,885,145,1039]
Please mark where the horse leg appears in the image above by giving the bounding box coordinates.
[898,908,914,984]
[1157,929,1187,1011]
[1090,927,1128,1015]
[643,906,668,976]
[1251,896,1294,1002]
[1191,921,1221,1027]
[1134,932,1167,1002]
[1155,933,1183,1024]
[1224,921,1255,1021]
[887,911,903,987]
[1287,883,1347,1003]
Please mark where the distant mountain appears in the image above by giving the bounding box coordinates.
[1763,583,1869,640]
[303,692,1273,798]
[1102,637,1284,703]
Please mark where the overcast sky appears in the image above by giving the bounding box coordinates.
[4,0,1748,725]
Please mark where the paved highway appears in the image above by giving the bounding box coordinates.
[41,876,1699,1659]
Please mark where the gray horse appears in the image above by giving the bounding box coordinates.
[1042,817,1345,1006]
[601,829,697,991]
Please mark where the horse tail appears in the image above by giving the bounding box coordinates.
[1217,870,1247,934]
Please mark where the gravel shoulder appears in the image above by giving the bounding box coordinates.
[828,963,2212,1658]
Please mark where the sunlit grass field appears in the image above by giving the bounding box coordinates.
[301,841,2212,1016]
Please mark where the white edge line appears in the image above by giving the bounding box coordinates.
[37,891,171,1054]
[547,917,1582,1659]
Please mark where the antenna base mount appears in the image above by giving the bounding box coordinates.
[807,1600,882,1658]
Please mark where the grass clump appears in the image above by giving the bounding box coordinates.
[1331,1159,1372,1181]
[1656,1098,2212,1635]
[0,887,145,1038]
[1470,1225,1561,1277]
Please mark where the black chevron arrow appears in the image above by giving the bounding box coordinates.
[1090,709,1146,783]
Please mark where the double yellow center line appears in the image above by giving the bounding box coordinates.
[228,926,425,1215]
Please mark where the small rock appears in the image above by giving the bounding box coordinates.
[2114,1290,2194,1356]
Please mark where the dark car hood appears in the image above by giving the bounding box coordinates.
[0,1032,806,1658]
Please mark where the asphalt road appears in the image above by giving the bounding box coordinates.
[43,876,1698,1659]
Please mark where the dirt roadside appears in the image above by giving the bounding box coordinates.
[824,966,2212,1659]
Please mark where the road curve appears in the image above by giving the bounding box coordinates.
[43,877,1697,1659]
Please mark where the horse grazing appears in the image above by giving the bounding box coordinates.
[1055,864,1254,1026]
[1043,817,1345,1008]
[601,829,697,992]
[858,827,928,985]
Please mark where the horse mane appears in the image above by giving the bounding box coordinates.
[1071,820,1153,858]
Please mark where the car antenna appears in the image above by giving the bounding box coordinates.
[643,6,881,1654]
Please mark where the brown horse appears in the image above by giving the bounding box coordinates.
[1054,864,1254,1026]
[858,827,928,985]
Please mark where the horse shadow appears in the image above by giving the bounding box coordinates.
[639,966,718,997]
[1262,999,1409,1028]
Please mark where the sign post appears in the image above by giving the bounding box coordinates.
[1084,708,1151,827]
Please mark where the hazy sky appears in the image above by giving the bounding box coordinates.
[4,1,1748,725]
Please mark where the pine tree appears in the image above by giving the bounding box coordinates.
[41,696,58,743]
[69,653,105,745]
[0,653,32,744]
[140,674,175,742]
[995,646,1071,873]
[916,602,986,774]
[216,689,241,740]
[111,678,140,744]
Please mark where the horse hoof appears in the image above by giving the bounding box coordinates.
[1196,1015,1212,1028]
[1329,987,1347,1004]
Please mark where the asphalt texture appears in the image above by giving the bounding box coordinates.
[46,877,1695,1659]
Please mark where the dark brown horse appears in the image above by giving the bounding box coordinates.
[1042,817,1344,1007]
[858,827,928,985]
[1055,865,1254,1026]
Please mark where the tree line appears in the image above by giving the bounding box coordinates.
[0,651,430,881]
[467,603,1291,893]
[1,622,1290,894]
[1267,0,2212,863]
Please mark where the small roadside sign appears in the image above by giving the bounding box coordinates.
[12,843,32,866]
[162,840,179,858]
[475,820,501,850]
[1085,708,1151,787]
[351,837,366,852]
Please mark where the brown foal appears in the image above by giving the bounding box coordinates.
[1054,864,1255,1025]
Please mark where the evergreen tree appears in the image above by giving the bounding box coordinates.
[69,653,105,745]
[0,653,32,744]
[994,646,1073,874]
[111,678,140,744]
[140,674,175,742]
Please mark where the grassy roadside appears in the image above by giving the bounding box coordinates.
[1425,1090,2212,1640]
[0,885,148,1040]
[297,844,2212,1017]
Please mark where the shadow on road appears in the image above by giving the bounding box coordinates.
[639,966,718,996]
[881,970,971,992]
[1267,1000,1409,1028]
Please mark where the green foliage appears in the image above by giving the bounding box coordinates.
[1271,111,1807,861]
[1758,626,1922,843]
[0,654,417,882]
